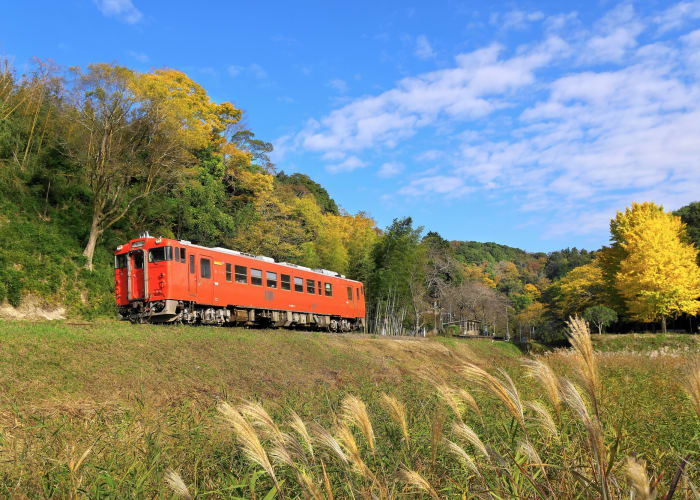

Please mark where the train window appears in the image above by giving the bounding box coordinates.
[235,265,247,283]
[267,271,277,288]
[306,279,315,294]
[294,277,303,292]
[226,263,232,282]
[133,252,144,269]
[114,254,127,269]
[149,246,173,263]
[189,255,195,274]
[347,287,353,301]
[357,288,360,300]
[180,248,186,261]
[281,274,291,290]
[174,247,179,262]
[251,268,262,286]
[325,282,332,296]
[200,258,211,279]
[318,280,322,295]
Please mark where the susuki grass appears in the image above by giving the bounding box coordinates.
[0,319,698,497]
[170,317,699,498]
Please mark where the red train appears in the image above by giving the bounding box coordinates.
[114,233,366,331]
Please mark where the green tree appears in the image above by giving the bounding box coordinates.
[369,217,425,331]
[583,305,618,334]
[674,201,700,263]
[276,171,339,215]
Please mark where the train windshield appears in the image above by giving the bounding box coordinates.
[148,246,173,263]
[114,254,127,269]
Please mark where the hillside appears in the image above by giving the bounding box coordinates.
[0,320,697,497]
[2,61,699,339]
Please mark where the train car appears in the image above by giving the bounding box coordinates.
[114,233,366,331]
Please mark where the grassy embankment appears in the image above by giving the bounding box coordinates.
[0,320,698,498]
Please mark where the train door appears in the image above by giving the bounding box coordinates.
[212,259,224,304]
[130,250,145,299]
[114,254,128,303]
[347,285,355,318]
[188,253,197,297]
[198,254,214,305]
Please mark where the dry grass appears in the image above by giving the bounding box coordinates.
[685,357,700,421]
[0,320,698,498]
[380,393,409,446]
[341,395,375,454]
[461,363,525,429]
[566,315,601,414]
[164,469,192,499]
[217,401,279,490]
[399,468,439,500]
[626,456,654,500]
[523,358,561,417]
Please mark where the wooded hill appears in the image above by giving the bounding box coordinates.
[1,59,699,339]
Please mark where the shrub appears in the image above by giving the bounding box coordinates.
[4,269,22,307]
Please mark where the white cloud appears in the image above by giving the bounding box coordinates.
[94,0,142,24]
[293,38,567,154]
[581,4,644,63]
[284,2,700,238]
[544,12,579,32]
[328,78,348,93]
[249,63,267,79]
[127,50,149,63]
[377,162,404,177]
[227,64,268,80]
[491,10,545,31]
[398,175,471,197]
[654,1,700,33]
[415,35,436,59]
[326,156,367,173]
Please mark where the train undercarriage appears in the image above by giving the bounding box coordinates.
[119,299,364,332]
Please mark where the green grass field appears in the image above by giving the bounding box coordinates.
[0,320,697,498]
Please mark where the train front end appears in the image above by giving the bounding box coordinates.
[114,233,178,323]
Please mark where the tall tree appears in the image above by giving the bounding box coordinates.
[369,217,424,333]
[613,202,700,332]
[674,201,700,263]
[583,305,618,334]
[66,64,240,269]
[551,262,608,318]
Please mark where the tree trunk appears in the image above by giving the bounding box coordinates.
[432,299,438,335]
[598,323,602,335]
[661,316,667,334]
[82,213,102,271]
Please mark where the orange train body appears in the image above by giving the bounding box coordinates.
[114,235,365,331]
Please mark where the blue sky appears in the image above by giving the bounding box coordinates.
[3,1,700,252]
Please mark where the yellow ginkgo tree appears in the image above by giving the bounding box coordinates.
[613,202,700,332]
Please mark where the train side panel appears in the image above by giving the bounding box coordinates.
[115,236,365,329]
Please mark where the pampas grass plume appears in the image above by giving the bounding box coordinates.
[400,468,439,500]
[381,393,409,445]
[164,469,192,500]
[341,395,375,454]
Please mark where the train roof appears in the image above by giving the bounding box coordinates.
[119,235,362,284]
[182,240,362,283]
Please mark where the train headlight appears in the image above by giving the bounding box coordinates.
[116,245,123,251]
